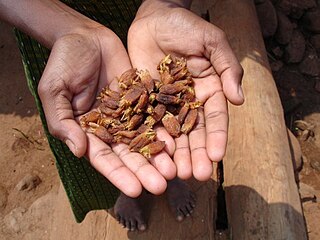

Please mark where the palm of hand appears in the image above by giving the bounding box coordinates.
[128,7,236,180]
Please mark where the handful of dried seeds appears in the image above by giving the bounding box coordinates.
[80,55,201,158]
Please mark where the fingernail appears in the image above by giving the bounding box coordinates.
[66,139,77,156]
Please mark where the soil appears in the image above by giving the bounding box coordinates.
[0,8,320,239]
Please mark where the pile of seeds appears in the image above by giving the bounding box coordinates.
[80,55,201,158]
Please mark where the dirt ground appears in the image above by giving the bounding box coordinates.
[0,17,319,240]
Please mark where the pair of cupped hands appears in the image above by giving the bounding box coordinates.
[38,1,244,197]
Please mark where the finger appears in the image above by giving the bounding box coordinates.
[38,76,87,158]
[154,126,175,156]
[149,151,176,180]
[174,134,192,180]
[86,134,142,197]
[204,27,244,105]
[204,89,228,162]
[111,143,167,195]
[189,108,213,181]
[99,34,133,92]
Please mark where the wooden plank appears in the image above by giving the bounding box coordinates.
[208,1,307,239]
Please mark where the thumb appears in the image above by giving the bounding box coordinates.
[38,77,87,158]
[205,27,244,105]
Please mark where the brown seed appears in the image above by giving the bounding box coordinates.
[138,69,155,93]
[118,68,138,89]
[90,124,114,144]
[80,111,100,127]
[173,67,189,81]
[126,114,144,130]
[98,87,121,101]
[178,103,190,125]
[99,103,116,116]
[97,116,115,128]
[159,82,186,95]
[160,71,175,85]
[114,135,132,145]
[120,85,144,108]
[181,87,195,102]
[108,123,126,135]
[152,104,166,122]
[181,108,198,134]
[100,95,119,109]
[162,112,181,137]
[115,130,138,139]
[139,141,166,159]
[156,93,181,105]
[133,92,149,113]
[137,124,150,134]
[129,129,156,151]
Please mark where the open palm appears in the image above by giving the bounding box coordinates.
[128,3,244,180]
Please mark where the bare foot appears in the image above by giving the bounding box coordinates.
[166,177,196,221]
[114,190,152,231]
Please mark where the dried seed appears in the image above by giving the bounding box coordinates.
[115,130,138,139]
[100,95,119,109]
[133,92,149,113]
[89,124,114,144]
[159,82,186,95]
[156,93,181,105]
[138,70,155,93]
[114,135,132,145]
[162,112,181,137]
[80,111,100,127]
[178,103,190,125]
[98,87,121,101]
[120,85,144,108]
[181,87,195,102]
[139,141,166,159]
[152,104,166,122]
[108,123,126,135]
[181,108,198,134]
[97,116,116,128]
[137,124,150,134]
[126,114,144,130]
[129,129,156,151]
[118,68,137,89]
[173,67,189,81]
[160,71,175,85]
[99,103,116,116]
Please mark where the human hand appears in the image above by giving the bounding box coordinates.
[128,0,244,181]
[38,22,176,197]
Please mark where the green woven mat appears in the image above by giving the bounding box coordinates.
[14,0,141,223]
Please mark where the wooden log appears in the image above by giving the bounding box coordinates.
[208,1,308,239]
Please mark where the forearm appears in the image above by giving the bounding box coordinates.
[142,0,192,9]
[0,0,100,48]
